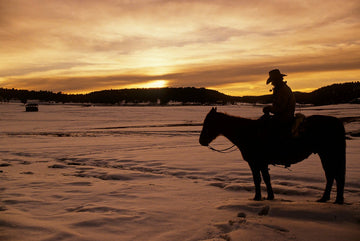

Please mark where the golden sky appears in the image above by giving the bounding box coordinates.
[1,0,359,96]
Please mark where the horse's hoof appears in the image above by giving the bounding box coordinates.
[253,196,262,201]
[267,195,274,200]
[317,196,330,203]
[334,198,344,204]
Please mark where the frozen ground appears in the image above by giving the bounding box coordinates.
[0,103,359,241]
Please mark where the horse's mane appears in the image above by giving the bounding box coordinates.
[212,111,258,137]
[215,111,256,125]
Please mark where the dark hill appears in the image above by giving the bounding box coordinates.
[86,87,233,105]
[236,82,360,106]
[309,82,360,105]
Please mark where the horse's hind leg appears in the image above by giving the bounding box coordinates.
[261,165,274,200]
[319,146,345,204]
[318,171,334,202]
[249,164,262,201]
[318,154,335,203]
[334,153,346,204]
[334,172,345,204]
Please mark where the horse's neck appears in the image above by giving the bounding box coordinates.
[216,113,254,144]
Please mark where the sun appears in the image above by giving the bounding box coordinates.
[142,80,168,88]
[124,80,168,89]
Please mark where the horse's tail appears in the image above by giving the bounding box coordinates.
[335,118,346,189]
[331,117,346,203]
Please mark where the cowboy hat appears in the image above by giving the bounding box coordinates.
[266,69,287,84]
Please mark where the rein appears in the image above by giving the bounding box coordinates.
[208,144,237,153]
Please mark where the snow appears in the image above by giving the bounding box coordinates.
[0,103,359,241]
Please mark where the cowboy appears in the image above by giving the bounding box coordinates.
[263,69,296,124]
[261,69,296,167]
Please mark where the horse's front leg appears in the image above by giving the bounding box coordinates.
[261,165,274,200]
[250,164,262,201]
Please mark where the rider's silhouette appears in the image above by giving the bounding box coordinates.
[261,69,296,145]
[263,69,295,123]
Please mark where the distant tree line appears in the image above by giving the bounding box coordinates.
[0,87,232,105]
[0,89,66,104]
[0,82,359,106]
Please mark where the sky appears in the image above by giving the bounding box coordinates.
[1,0,359,96]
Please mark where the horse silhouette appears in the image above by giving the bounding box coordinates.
[199,107,346,204]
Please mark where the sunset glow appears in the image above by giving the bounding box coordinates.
[123,80,168,89]
[1,0,359,96]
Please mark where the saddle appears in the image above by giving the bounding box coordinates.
[258,113,307,168]
[258,112,306,139]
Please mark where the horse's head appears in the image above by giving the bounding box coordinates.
[199,107,220,146]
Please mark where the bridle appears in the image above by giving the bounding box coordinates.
[208,143,237,153]
[201,109,238,153]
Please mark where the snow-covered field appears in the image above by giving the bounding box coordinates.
[1,103,359,241]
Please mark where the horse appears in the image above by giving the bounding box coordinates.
[199,107,346,204]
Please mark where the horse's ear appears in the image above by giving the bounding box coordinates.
[211,107,217,112]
